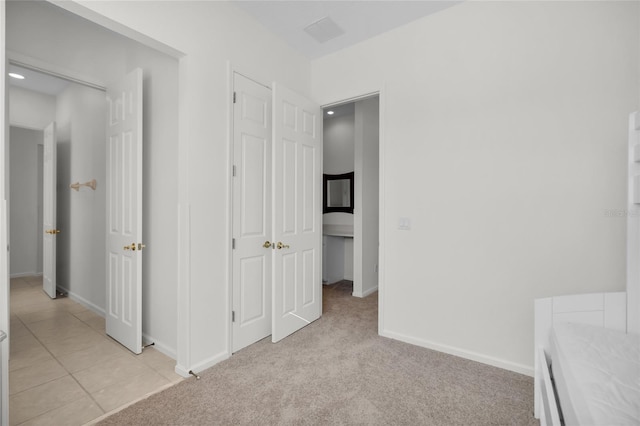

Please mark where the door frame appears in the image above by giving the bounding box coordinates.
[318,87,386,336]
[1,2,9,424]
[3,12,187,370]
[40,0,191,375]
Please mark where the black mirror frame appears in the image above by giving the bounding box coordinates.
[323,172,354,214]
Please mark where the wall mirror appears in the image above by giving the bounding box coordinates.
[323,172,354,214]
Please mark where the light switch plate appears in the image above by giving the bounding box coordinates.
[398,217,411,230]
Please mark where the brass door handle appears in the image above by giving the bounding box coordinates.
[45,229,60,235]
[263,241,272,249]
[124,243,145,251]
[276,242,290,250]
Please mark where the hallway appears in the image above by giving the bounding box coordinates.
[8,276,182,425]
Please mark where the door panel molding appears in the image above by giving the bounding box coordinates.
[105,68,143,355]
[272,83,322,343]
[231,72,273,353]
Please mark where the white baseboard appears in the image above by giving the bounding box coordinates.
[352,285,378,298]
[57,287,178,362]
[9,272,42,279]
[142,332,176,360]
[175,350,230,377]
[57,286,106,317]
[380,329,533,377]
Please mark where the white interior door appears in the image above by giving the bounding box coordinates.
[232,73,273,352]
[106,68,143,354]
[42,122,57,299]
[272,83,322,343]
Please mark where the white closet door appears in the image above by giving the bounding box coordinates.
[42,122,57,299]
[271,83,323,343]
[106,68,144,354]
[232,73,273,352]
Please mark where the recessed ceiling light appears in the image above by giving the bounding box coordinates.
[327,111,334,115]
[8,73,25,80]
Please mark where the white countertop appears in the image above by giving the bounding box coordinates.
[323,225,353,237]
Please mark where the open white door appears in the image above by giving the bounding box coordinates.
[232,73,273,352]
[271,83,322,343]
[106,68,143,354]
[42,122,57,299]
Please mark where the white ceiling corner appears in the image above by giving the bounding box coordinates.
[232,1,461,59]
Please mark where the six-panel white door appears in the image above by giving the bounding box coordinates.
[42,122,57,299]
[272,83,323,343]
[232,73,273,352]
[106,68,143,354]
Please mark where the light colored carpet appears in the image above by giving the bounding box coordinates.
[100,281,537,425]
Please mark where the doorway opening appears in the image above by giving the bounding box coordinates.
[229,74,380,353]
[322,96,380,300]
[8,63,106,301]
[5,0,182,421]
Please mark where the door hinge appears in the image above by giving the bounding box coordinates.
[233,91,236,104]
[232,238,236,249]
[232,311,236,322]
[232,165,236,177]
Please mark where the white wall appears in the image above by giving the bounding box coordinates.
[7,0,179,357]
[9,127,42,277]
[55,0,311,373]
[0,3,8,422]
[55,83,106,311]
[7,88,54,279]
[344,237,354,281]
[9,87,56,131]
[323,113,355,227]
[312,1,640,374]
[324,114,355,175]
[353,97,379,297]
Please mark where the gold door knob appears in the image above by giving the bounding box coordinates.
[263,241,272,248]
[138,243,146,251]
[123,243,137,251]
[276,242,290,250]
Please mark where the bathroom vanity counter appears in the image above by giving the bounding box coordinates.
[323,225,353,237]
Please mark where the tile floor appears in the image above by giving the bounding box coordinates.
[8,275,183,425]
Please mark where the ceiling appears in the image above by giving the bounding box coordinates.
[8,1,461,95]
[324,102,354,119]
[8,64,70,96]
[232,1,460,59]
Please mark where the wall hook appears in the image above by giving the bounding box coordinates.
[70,179,97,191]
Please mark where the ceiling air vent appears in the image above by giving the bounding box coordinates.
[303,16,345,44]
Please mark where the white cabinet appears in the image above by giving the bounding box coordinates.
[322,225,353,285]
